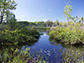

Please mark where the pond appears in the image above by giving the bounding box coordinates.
[22,32,65,63]
[21,32,84,63]
[0,31,83,63]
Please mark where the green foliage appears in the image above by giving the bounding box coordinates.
[0,0,17,23]
[55,20,59,25]
[0,27,40,46]
[16,21,29,29]
[0,23,9,30]
[0,48,47,63]
[36,27,51,32]
[63,46,84,63]
[64,4,72,26]
[64,5,72,17]
[8,13,17,30]
[49,24,84,45]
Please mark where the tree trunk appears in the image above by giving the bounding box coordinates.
[6,13,9,23]
[0,12,3,24]
[0,2,1,24]
[0,8,5,24]
[0,0,6,24]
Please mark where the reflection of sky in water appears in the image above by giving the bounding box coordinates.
[21,32,65,63]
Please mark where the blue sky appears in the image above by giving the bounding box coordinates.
[14,0,84,22]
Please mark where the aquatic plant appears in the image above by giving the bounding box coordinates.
[0,48,47,63]
[63,46,84,63]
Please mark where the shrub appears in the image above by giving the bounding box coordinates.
[49,26,84,45]
[0,48,47,63]
[0,27,40,46]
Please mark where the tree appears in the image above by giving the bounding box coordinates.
[8,13,17,30]
[71,16,75,22]
[81,17,84,24]
[55,20,59,25]
[46,21,53,27]
[71,16,79,24]
[64,4,72,26]
[0,0,17,24]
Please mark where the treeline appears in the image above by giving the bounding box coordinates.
[16,20,59,28]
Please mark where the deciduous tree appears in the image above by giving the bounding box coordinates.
[0,0,17,24]
[64,4,72,26]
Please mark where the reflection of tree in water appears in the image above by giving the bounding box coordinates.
[22,39,39,47]
[30,48,64,63]
[63,46,84,63]
[49,37,84,63]
[0,36,39,58]
[0,36,39,49]
[49,41,57,46]
[49,37,65,63]
[49,37,60,46]
[0,37,39,63]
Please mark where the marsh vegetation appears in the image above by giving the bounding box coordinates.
[0,0,84,63]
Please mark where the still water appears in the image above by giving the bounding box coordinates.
[22,32,84,63]
[22,32,65,63]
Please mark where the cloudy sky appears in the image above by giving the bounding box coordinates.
[14,0,84,22]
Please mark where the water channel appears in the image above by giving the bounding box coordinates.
[22,32,65,63]
[22,32,84,63]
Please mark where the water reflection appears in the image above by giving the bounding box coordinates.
[49,36,84,63]
[22,32,64,63]
[1,31,84,63]
[62,46,84,63]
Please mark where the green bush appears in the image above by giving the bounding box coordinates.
[49,26,84,45]
[0,48,47,63]
[0,27,40,46]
